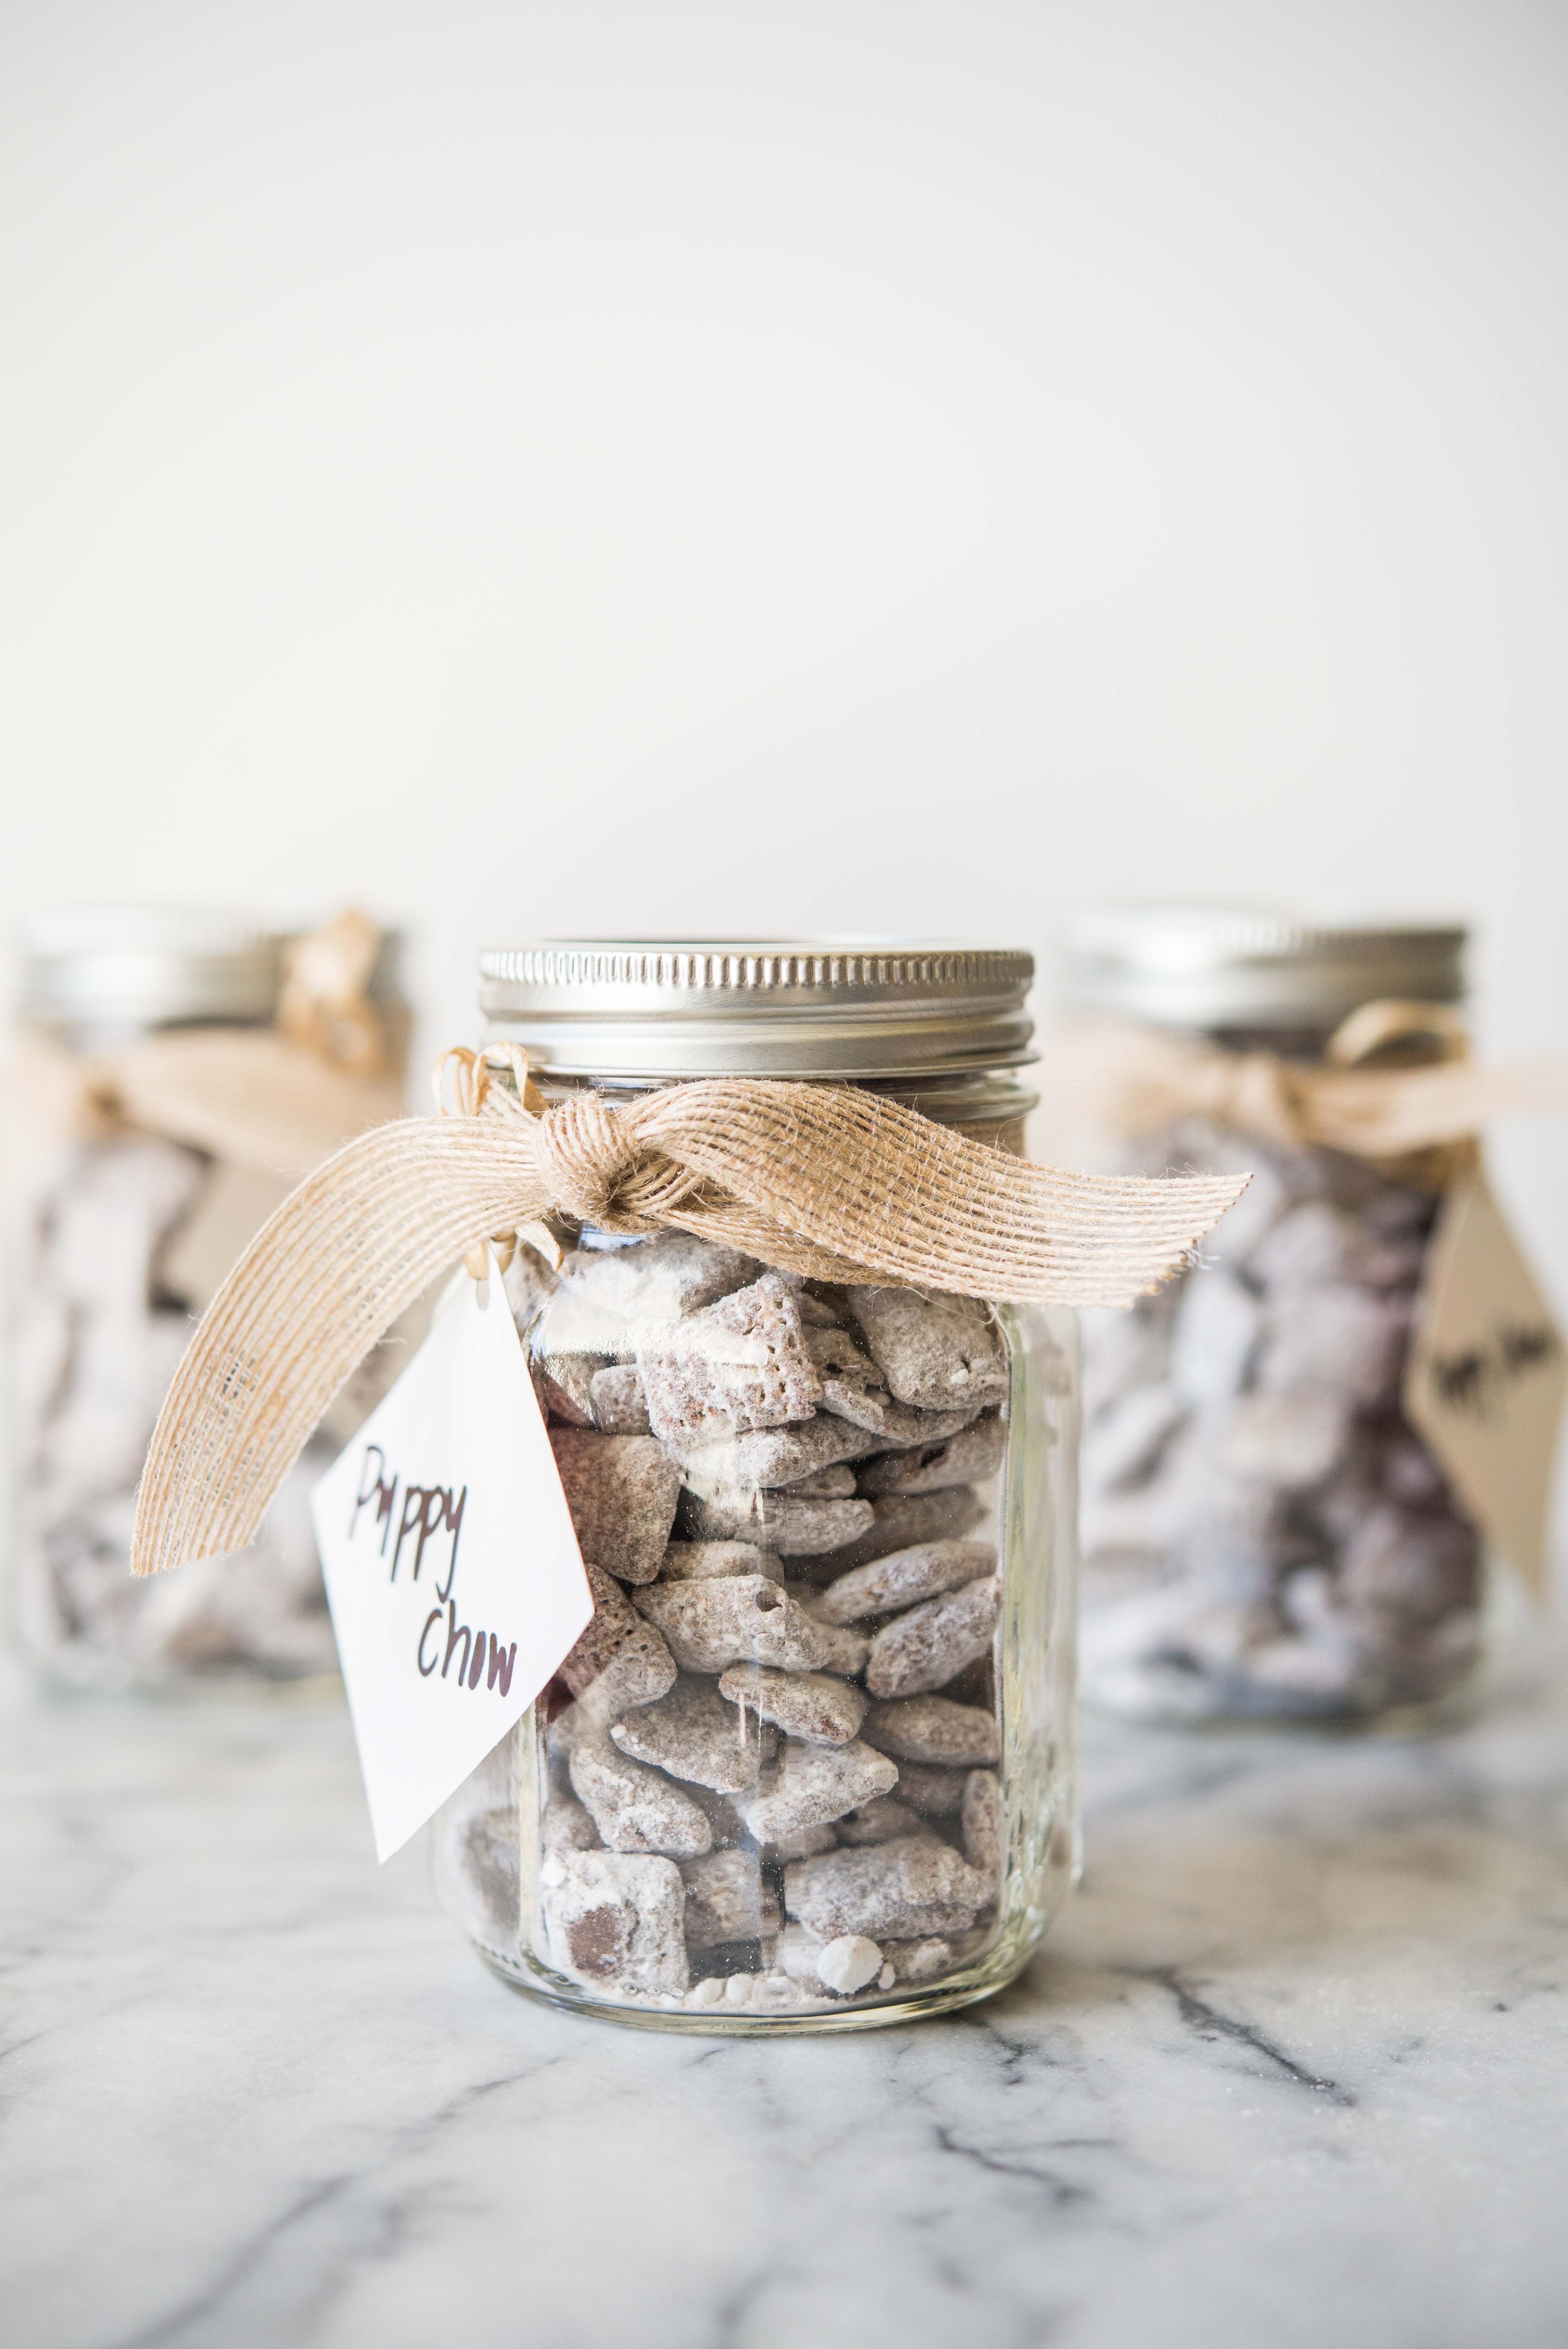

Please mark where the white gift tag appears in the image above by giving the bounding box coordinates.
[310,1258,593,1861]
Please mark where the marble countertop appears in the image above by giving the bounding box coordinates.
[4,1651,1567,2349]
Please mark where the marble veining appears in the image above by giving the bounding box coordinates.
[4,1645,1566,2349]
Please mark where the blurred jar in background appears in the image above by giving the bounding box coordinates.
[5,905,410,1687]
[1044,907,1491,1727]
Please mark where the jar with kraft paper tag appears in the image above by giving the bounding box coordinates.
[1044,907,1567,1729]
[5,904,409,1688]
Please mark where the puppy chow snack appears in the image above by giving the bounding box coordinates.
[1078,1136,1485,1720]
[9,908,408,1688]
[608,1674,775,1792]
[846,1286,1009,1411]
[734,1736,900,1841]
[547,1431,680,1584]
[784,1836,996,1942]
[679,1485,875,1554]
[455,1216,1050,2019]
[657,1540,783,1583]
[814,1538,998,1624]
[1057,902,1509,1725]
[864,1575,1002,1699]
[638,1274,822,1447]
[716,1663,868,1745]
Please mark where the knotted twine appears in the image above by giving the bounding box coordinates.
[130,1055,1249,1579]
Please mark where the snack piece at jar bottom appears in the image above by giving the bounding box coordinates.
[638,1274,823,1447]
[960,1771,1002,1875]
[548,1430,681,1584]
[857,1414,1006,1497]
[679,1487,875,1555]
[559,1564,677,1717]
[785,1837,995,1941]
[834,1797,925,1846]
[798,1487,987,1577]
[861,1695,1001,1767]
[716,1663,868,1745]
[816,1936,886,1994]
[567,1732,715,1857]
[540,1848,690,1995]
[681,1848,780,1949]
[814,1538,998,1625]
[864,1576,1002,1700]
[608,1675,775,1793]
[881,1936,956,1984]
[588,1363,652,1435]
[734,1737,900,1840]
[675,1417,878,1493]
[777,1923,887,1996]
[632,1575,844,1674]
[846,1286,1009,1412]
[657,1540,784,1583]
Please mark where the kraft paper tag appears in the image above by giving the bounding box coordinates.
[311,1256,593,1861]
[1404,1168,1568,1599]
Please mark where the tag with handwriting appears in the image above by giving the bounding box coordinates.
[1405,1167,1567,1599]
[311,1262,593,1860]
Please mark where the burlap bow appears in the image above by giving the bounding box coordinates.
[1032,1002,1568,1180]
[130,1052,1248,1579]
[5,909,404,1187]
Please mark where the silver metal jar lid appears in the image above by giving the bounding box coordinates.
[17,905,288,1035]
[478,939,1036,1080]
[1060,904,1468,1032]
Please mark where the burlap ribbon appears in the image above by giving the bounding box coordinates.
[5,909,404,1186]
[130,1053,1248,1578]
[1032,1003,1568,1175]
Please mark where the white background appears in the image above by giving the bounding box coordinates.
[4,0,1567,1315]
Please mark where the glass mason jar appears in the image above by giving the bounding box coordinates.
[435,941,1081,2030]
[7,904,404,1688]
[1055,906,1489,1727]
